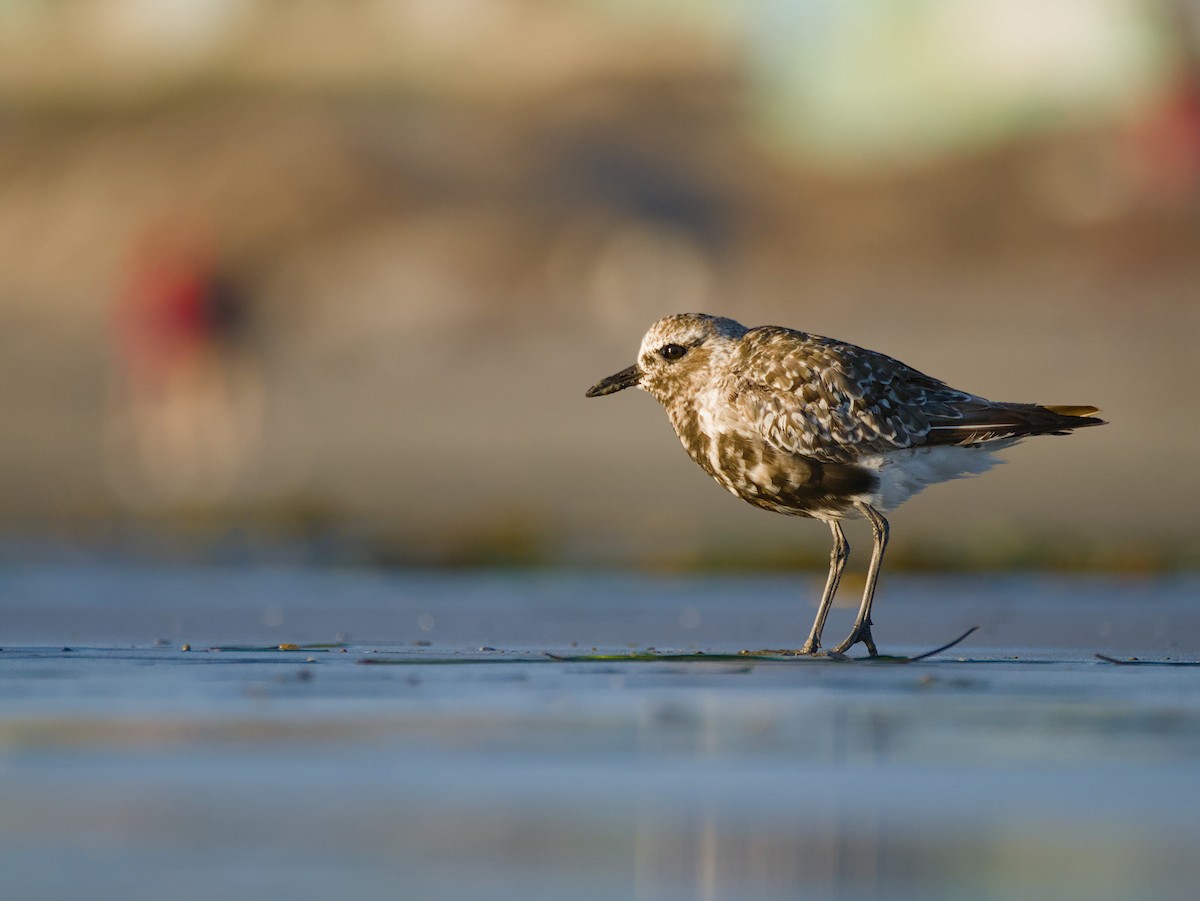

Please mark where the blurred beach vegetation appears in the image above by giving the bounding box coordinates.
[1,0,1197,570]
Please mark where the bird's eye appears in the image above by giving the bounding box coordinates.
[658,343,687,361]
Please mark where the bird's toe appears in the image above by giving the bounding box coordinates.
[832,623,877,657]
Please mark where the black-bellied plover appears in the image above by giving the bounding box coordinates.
[586,313,1104,656]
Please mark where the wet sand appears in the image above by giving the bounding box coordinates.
[1,566,1198,899]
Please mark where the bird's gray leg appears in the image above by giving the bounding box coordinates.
[831,504,889,656]
[799,520,849,654]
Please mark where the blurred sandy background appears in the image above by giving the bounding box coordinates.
[1,0,1197,570]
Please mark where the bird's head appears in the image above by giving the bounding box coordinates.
[586,313,748,405]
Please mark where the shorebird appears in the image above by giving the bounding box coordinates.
[586,313,1104,656]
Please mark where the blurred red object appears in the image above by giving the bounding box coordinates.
[114,221,218,386]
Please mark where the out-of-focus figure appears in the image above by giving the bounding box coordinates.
[106,218,263,508]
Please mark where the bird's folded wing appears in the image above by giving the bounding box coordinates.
[732,329,977,463]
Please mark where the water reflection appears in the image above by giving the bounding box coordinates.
[0,568,1198,898]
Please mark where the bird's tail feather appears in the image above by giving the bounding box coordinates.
[1043,404,1101,418]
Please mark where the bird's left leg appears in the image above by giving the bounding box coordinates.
[831,504,889,656]
[799,520,848,654]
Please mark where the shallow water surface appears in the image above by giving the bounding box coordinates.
[0,566,1197,900]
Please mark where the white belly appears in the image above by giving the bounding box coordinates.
[856,442,1018,512]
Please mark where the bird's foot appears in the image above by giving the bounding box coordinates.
[831,622,877,657]
[797,638,821,655]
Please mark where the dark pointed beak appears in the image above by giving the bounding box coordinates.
[586,364,642,397]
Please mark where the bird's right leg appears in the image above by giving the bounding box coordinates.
[799,520,849,654]
[831,504,889,656]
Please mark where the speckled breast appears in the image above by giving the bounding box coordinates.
[666,402,878,519]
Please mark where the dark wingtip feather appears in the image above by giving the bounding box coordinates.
[923,402,1106,446]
